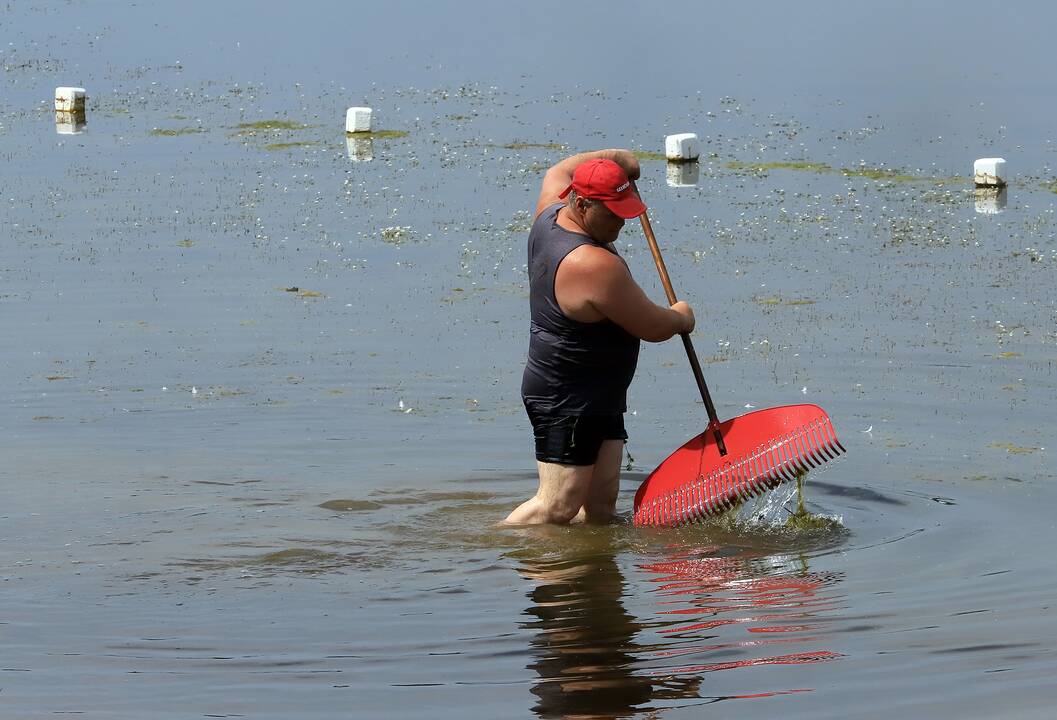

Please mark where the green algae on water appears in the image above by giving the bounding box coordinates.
[632,149,668,161]
[500,141,563,150]
[724,159,962,185]
[988,442,1040,455]
[786,472,843,531]
[727,160,832,173]
[841,167,963,185]
[235,119,308,131]
[345,129,409,139]
[264,141,318,151]
[150,127,204,137]
[755,295,816,306]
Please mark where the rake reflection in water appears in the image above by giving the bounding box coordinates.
[513,532,843,716]
[640,547,844,679]
[516,546,700,718]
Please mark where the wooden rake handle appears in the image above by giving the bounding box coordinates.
[639,211,727,456]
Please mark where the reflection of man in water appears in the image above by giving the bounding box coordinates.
[504,150,695,525]
[518,547,700,718]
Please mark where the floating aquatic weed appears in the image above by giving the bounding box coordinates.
[149,127,204,137]
[506,210,532,233]
[784,474,844,533]
[280,286,323,298]
[632,149,668,162]
[841,166,962,185]
[380,226,415,244]
[753,295,816,307]
[234,119,308,132]
[727,160,832,174]
[499,141,564,150]
[988,442,1040,455]
[345,129,409,139]
[263,141,318,151]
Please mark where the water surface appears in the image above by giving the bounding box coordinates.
[2,1,1056,717]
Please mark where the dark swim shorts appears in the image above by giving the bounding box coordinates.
[525,405,628,466]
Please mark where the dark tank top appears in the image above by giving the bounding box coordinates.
[521,203,640,414]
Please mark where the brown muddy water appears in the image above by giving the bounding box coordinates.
[3,2,1056,718]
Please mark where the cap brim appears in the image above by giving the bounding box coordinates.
[557,183,574,199]
[603,194,647,219]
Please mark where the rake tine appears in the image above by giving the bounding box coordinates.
[791,432,816,473]
[818,421,840,461]
[774,443,796,484]
[770,440,793,483]
[753,445,770,489]
[752,453,767,496]
[738,466,754,503]
[819,419,842,458]
[809,422,835,462]
[829,421,848,456]
[799,425,824,466]
[777,434,805,476]
[755,448,770,490]
[748,452,765,496]
[795,430,821,469]
[750,453,769,494]
[735,458,751,502]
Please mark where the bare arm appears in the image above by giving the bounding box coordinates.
[556,246,694,342]
[534,149,641,218]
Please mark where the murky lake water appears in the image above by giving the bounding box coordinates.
[3,2,1056,717]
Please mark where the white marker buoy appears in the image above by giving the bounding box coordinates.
[665,133,699,162]
[55,110,86,135]
[973,157,1006,187]
[666,161,699,187]
[346,107,372,134]
[974,187,1007,215]
[346,135,373,163]
[55,87,86,113]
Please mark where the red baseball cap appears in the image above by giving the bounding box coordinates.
[558,158,646,219]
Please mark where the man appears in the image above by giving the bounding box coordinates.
[504,150,695,525]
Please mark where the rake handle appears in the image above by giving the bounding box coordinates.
[639,211,727,456]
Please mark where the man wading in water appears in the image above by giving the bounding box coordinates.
[504,150,695,525]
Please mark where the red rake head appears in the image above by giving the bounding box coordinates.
[633,405,845,527]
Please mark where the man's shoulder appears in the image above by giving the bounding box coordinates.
[561,242,625,276]
[533,201,563,223]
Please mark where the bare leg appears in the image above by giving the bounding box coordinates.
[503,460,593,525]
[581,439,623,523]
